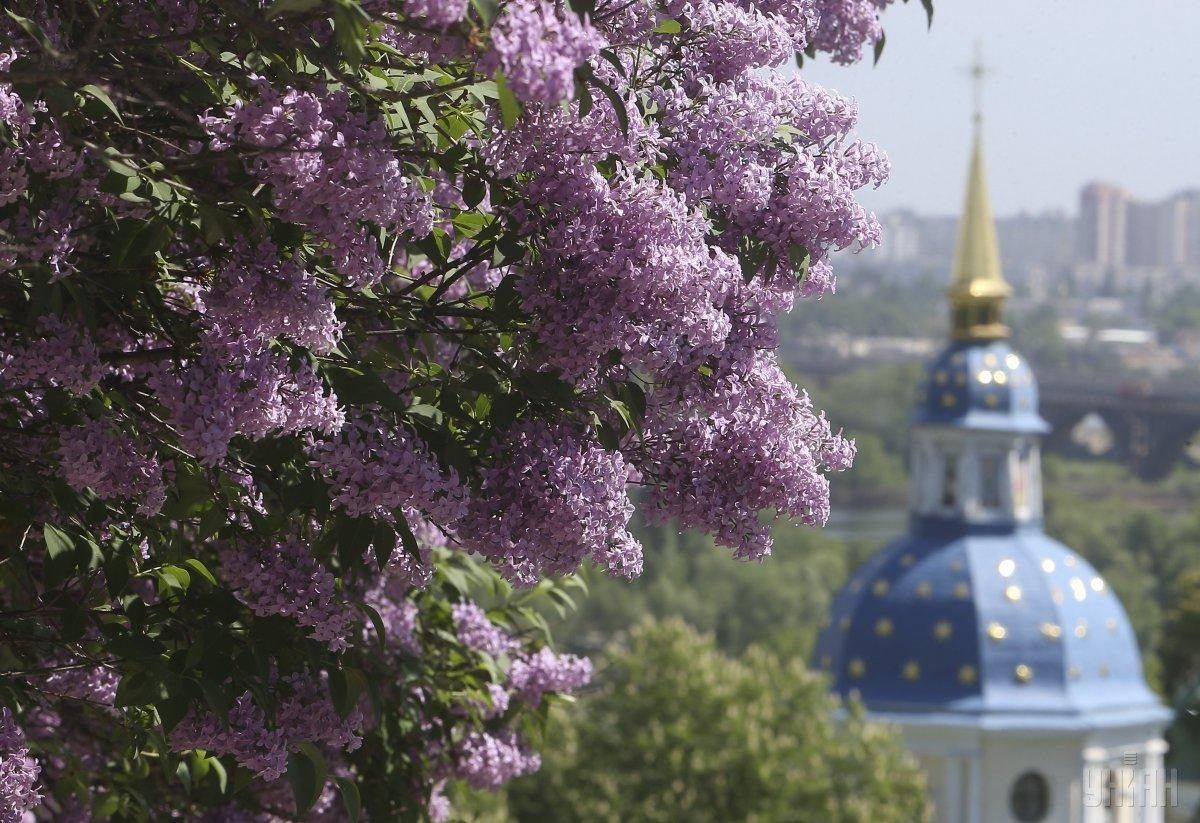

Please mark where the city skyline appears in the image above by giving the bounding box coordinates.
[798,0,1200,216]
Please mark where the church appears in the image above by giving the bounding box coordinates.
[812,113,1173,822]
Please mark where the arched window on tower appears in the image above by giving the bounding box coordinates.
[979,453,1003,512]
[941,452,959,512]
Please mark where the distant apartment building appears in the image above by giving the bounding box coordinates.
[1126,195,1189,268]
[1078,182,1128,267]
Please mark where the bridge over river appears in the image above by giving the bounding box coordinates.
[790,349,1200,481]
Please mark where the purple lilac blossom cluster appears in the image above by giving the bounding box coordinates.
[203,86,435,289]
[218,539,355,652]
[57,421,168,516]
[0,0,895,813]
[0,710,40,823]
[169,674,362,782]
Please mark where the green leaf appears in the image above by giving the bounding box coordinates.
[183,558,218,586]
[652,18,682,33]
[92,793,121,818]
[80,84,122,122]
[495,72,522,128]
[331,1,371,72]
[209,757,228,794]
[5,12,59,55]
[393,512,421,569]
[266,0,326,17]
[462,175,487,209]
[336,777,362,823]
[160,564,192,591]
[590,77,629,136]
[356,602,387,651]
[469,0,499,25]
[287,743,328,815]
[43,523,74,559]
[176,760,192,793]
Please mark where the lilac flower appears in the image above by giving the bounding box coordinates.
[404,0,469,27]
[0,709,41,823]
[201,240,342,354]
[41,661,121,706]
[461,421,642,586]
[310,418,469,525]
[0,315,105,396]
[506,647,592,706]
[219,539,355,651]
[275,674,364,754]
[57,421,167,516]
[480,0,604,104]
[810,0,894,64]
[204,87,434,288]
[169,694,289,781]
[453,729,541,791]
[452,601,520,657]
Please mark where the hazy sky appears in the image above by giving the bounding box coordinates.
[799,0,1200,217]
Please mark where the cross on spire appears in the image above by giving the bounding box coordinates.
[968,42,989,130]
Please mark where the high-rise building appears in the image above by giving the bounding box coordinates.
[1078,183,1128,268]
[1127,196,1189,268]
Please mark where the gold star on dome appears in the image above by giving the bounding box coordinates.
[916,581,933,599]
[1091,577,1106,593]
[983,353,998,367]
[1075,620,1088,638]
[955,372,966,386]
[1014,664,1033,683]
[997,559,1016,577]
[848,658,866,678]
[1040,622,1062,640]
[875,617,894,637]
[1004,585,1022,602]
[1068,665,1081,680]
[986,622,1007,640]
[934,620,953,641]
[902,660,921,681]
[984,394,1000,407]
[993,370,1008,385]
[899,553,915,568]
[1051,587,1065,604]
[1041,558,1056,573]
[1005,353,1021,369]
[1099,663,1110,678]
[950,559,964,572]
[958,664,978,685]
[978,370,993,385]
[1070,577,1087,602]
[872,579,890,597]
[1106,618,1118,634]
[935,371,948,385]
[1064,554,1077,567]
[942,392,957,407]
[954,582,971,599]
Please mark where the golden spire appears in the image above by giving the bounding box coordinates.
[948,49,1011,340]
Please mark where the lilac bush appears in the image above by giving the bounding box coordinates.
[0,0,907,817]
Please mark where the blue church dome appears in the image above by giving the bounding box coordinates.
[812,110,1168,737]
[916,339,1047,434]
[812,521,1164,729]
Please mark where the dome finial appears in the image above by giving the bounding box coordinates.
[949,44,1010,341]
